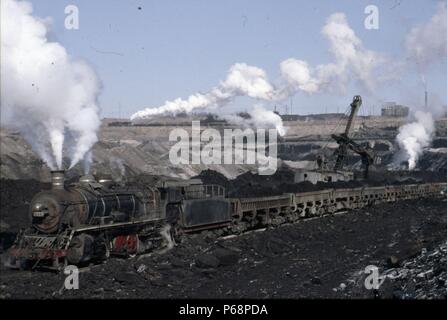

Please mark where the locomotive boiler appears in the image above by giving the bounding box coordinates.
[31,171,139,234]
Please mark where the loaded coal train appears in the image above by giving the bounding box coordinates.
[7,170,447,270]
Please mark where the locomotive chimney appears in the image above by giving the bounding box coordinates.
[51,170,65,190]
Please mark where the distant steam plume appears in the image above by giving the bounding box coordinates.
[396,2,447,170]
[280,13,384,95]
[405,2,447,71]
[131,63,286,135]
[222,106,286,136]
[131,12,382,135]
[0,0,101,171]
[131,63,275,119]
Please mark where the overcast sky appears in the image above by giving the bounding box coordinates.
[28,0,446,118]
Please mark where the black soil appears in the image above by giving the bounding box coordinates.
[0,179,50,252]
[1,198,446,299]
[1,172,446,299]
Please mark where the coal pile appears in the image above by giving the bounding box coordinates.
[194,168,314,197]
[0,179,50,252]
[0,179,50,228]
[193,168,441,199]
[192,169,230,190]
[432,138,447,148]
[197,167,366,198]
[227,168,297,197]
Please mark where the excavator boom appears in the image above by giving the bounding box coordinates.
[331,95,376,178]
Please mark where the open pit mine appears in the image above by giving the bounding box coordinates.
[1,95,447,300]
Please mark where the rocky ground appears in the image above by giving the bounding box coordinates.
[341,240,447,299]
[1,197,446,299]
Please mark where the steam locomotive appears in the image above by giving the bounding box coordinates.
[7,170,230,269]
[7,170,447,270]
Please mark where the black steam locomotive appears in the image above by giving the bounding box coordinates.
[7,170,230,269]
[7,170,447,270]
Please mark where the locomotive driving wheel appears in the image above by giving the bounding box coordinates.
[66,234,94,265]
[93,235,110,261]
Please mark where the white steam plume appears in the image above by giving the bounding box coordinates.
[131,63,275,120]
[131,12,383,131]
[395,2,447,170]
[222,106,287,136]
[405,2,447,71]
[280,13,384,94]
[396,111,435,170]
[83,150,93,175]
[250,106,286,136]
[0,0,101,170]
[109,156,126,177]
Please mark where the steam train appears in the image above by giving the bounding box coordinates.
[7,170,447,270]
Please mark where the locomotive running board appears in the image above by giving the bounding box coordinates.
[72,217,162,233]
[182,221,231,233]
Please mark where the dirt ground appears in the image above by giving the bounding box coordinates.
[1,197,446,299]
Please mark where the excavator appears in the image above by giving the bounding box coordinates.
[317,95,378,179]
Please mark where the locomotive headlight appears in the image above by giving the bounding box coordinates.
[30,196,62,234]
[32,203,49,218]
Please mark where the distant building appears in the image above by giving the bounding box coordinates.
[280,113,345,121]
[280,114,302,121]
[294,169,354,184]
[381,102,409,117]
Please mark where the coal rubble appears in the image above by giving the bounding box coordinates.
[385,241,447,299]
[1,170,447,299]
[194,167,445,198]
[1,197,446,299]
[337,240,447,299]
